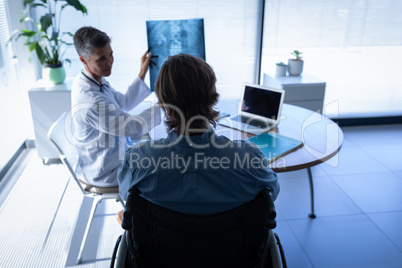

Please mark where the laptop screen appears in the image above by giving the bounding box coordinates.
[241,85,282,120]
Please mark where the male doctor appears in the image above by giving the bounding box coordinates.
[71,26,161,187]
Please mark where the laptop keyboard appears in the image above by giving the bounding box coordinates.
[231,115,270,128]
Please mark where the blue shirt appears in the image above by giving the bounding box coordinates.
[117,129,279,215]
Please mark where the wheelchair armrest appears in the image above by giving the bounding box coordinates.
[122,189,138,230]
[262,188,277,220]
[262,188,277,229]
[122,208,133,230]
[266,218,277,229]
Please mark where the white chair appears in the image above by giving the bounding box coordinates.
[48,112,124,264]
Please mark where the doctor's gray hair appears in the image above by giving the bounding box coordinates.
[73,26,111,60]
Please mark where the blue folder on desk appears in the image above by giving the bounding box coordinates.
[247,132,303,163]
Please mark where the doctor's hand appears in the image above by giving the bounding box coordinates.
[138,50,152,81]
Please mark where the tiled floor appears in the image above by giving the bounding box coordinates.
[0,124,401,267]
[274,124,402,267]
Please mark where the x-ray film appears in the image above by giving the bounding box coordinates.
[146,18,205,91]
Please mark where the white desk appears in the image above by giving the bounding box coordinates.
[263,73,326,113]
[28,78,73,162]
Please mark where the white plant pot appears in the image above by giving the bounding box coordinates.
[276,65,287,76]
[288,59,304,76]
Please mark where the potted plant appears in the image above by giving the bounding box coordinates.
[288,50,304,76]
[9,0,87,84]
[275,62,287,76]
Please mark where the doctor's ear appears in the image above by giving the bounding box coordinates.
[79,55,87,65]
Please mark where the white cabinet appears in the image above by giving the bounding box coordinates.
[263,73,326,113]
[28,78,73,161]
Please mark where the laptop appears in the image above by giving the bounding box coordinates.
[218,84,285,135]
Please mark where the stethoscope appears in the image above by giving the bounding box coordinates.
[81,70,109,93]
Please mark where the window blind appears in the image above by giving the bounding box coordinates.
[0,0,26,170]
[0,0,10,80]
[61,0,261,99]
[261,0,402,118]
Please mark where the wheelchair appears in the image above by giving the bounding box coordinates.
[111,188,287,268]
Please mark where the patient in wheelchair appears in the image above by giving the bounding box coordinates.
[117,53,279,215]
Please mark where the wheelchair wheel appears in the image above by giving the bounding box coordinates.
[113,232,129,268]
[268,230,283,268]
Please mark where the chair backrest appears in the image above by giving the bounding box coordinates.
[122,187,277,268]
[47,112,86,194]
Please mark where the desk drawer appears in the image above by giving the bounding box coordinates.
[283,84,325,102]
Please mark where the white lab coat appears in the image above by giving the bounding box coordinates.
[70,69,161,187]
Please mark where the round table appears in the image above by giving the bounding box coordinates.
[213,103,344,172]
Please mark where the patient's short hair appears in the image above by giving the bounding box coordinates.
[73,26,110,60]
[155,54,219,135]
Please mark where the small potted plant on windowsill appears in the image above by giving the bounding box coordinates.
[275,62,287,76]
[288,50,304,76]
[9,0,87,84]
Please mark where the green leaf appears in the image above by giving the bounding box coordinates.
[7,30,21,44]
[31,3,46,8]
[40,13,53,33]
[28,42,37,52]
[23,0,35,6]
[18,0,87,65]
[32,3,46,9]
[41,34,50,41]
[19,30,37,37]
[42,45,53,63]
[51,31,59,41]
[59,40,72,46]
[65,0,88,14]
[20,8,30,22]
[35,42,47,64]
